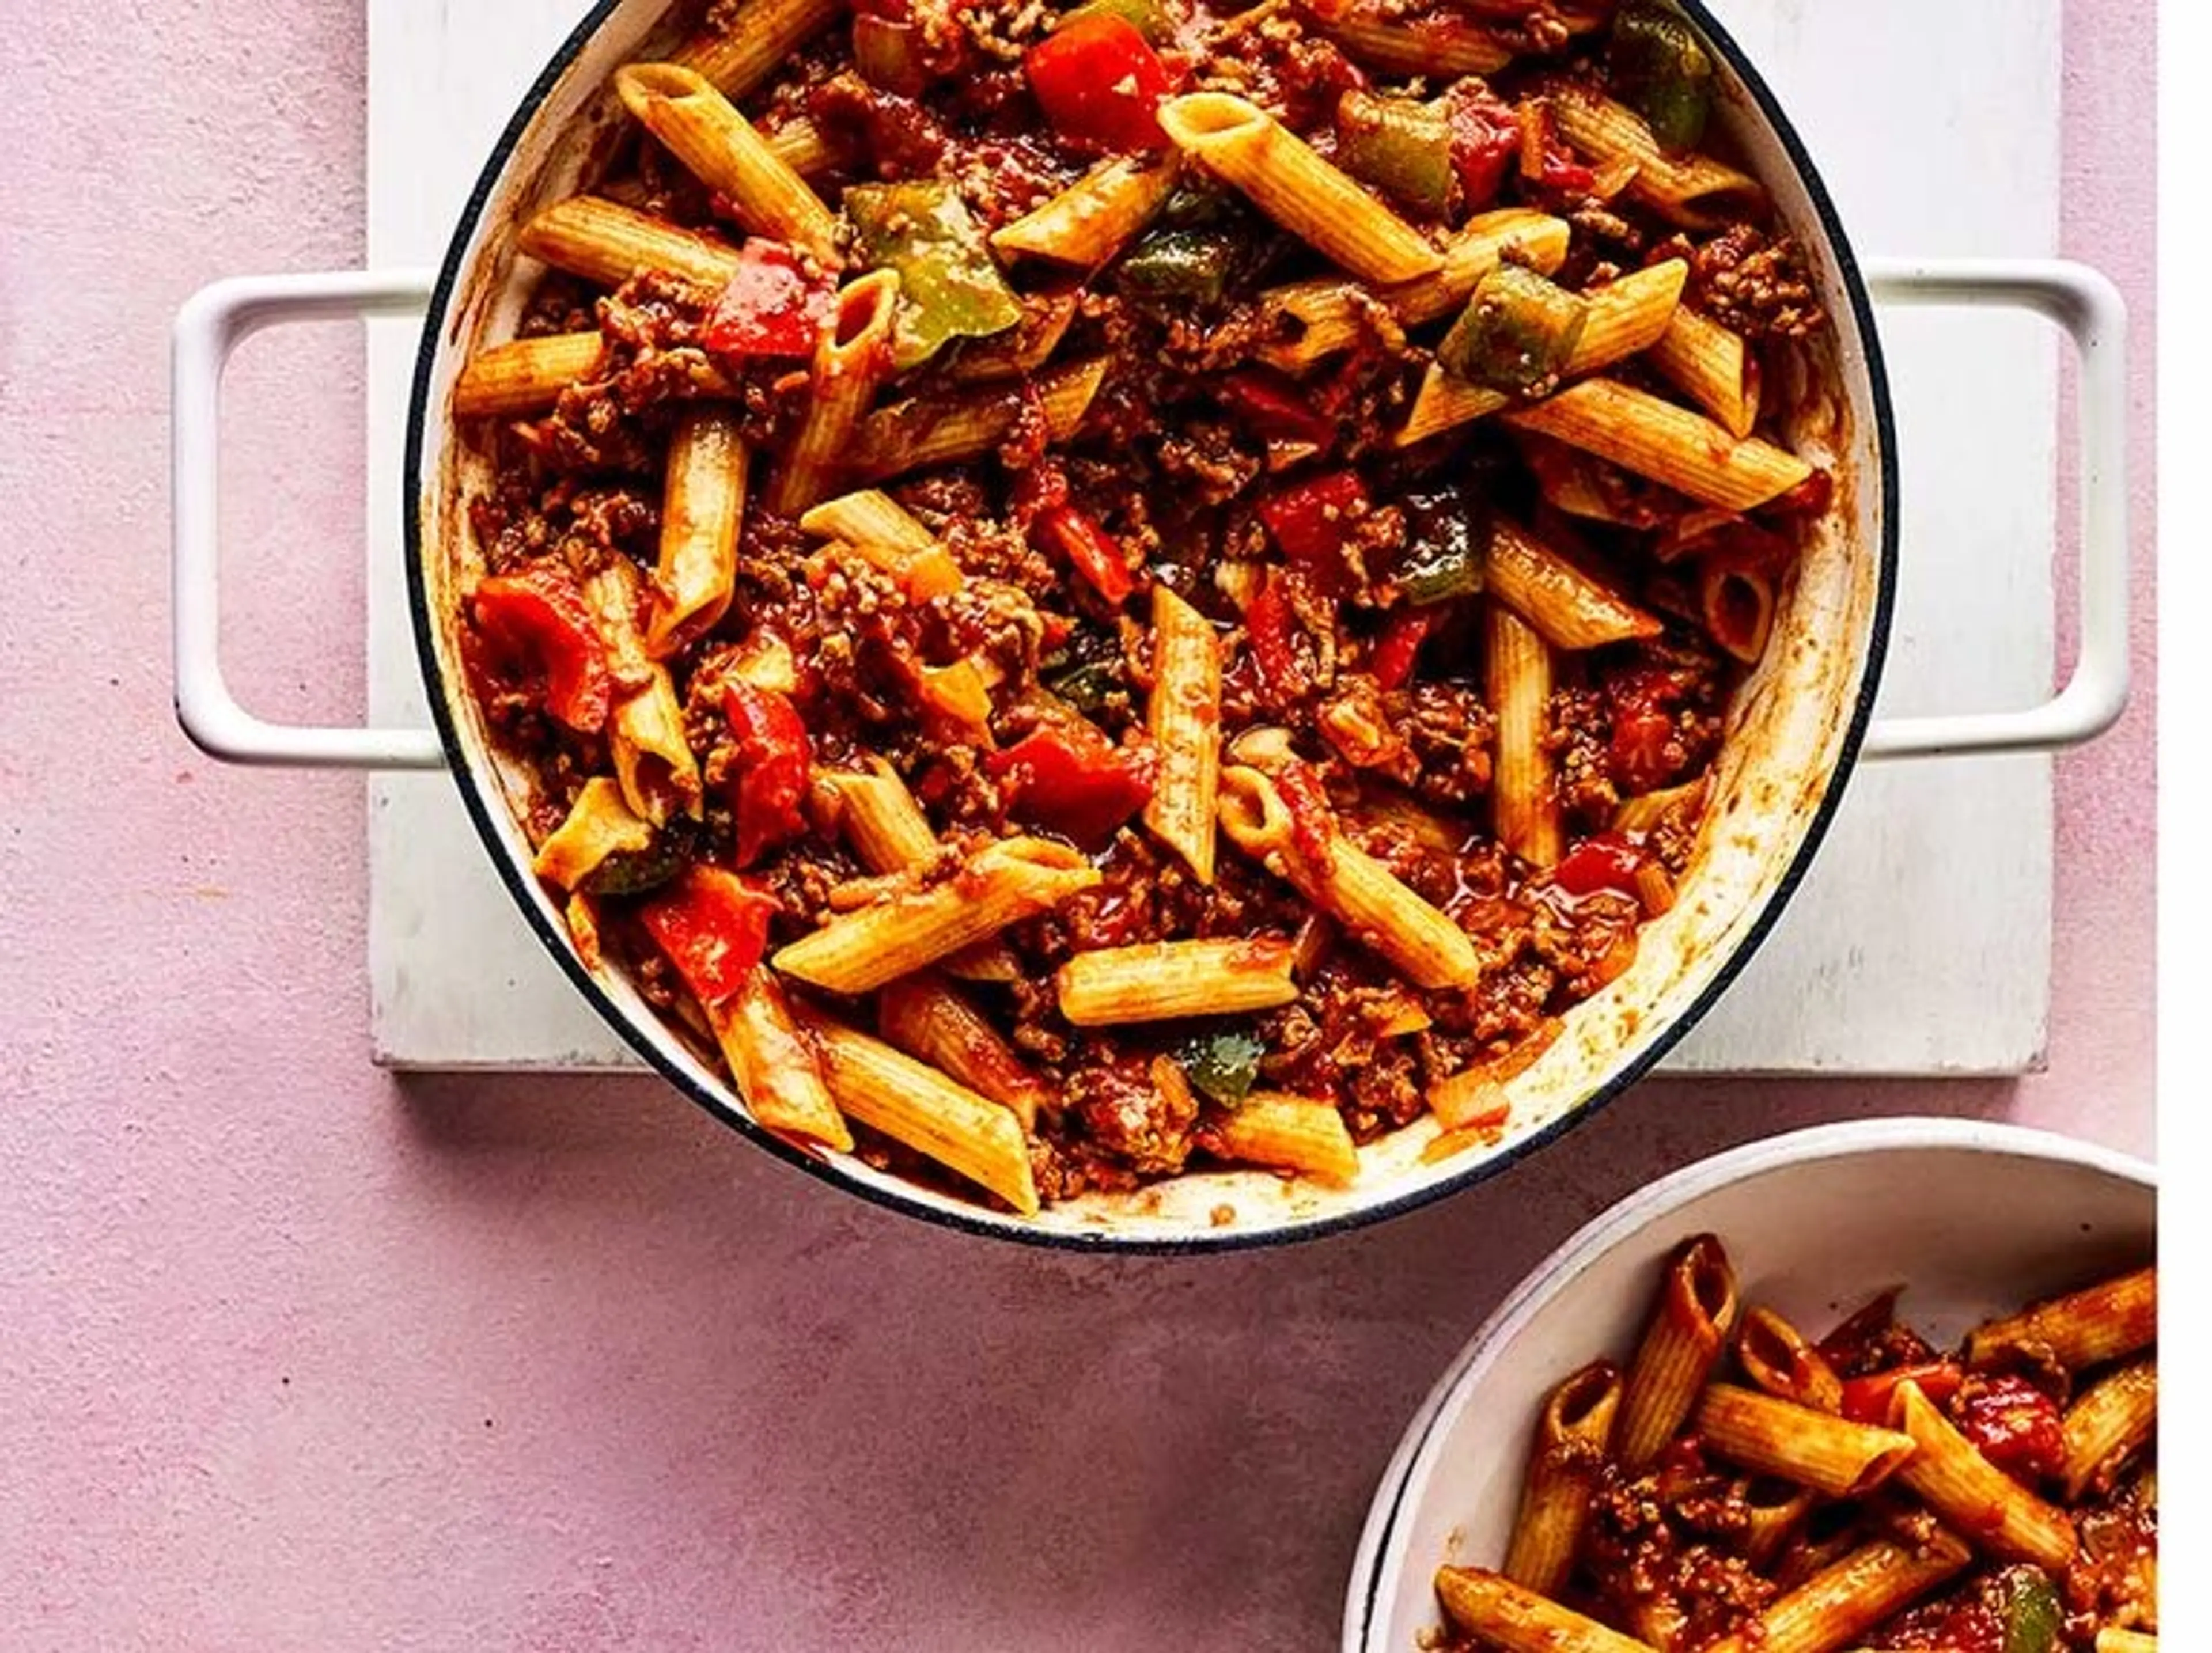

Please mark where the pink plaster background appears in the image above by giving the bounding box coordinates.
[0,6,2154,1648]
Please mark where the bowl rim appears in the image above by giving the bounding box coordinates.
[400,0,1905,1253]
[1339,1114,2159,1653]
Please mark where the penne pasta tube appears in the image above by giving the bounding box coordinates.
[2096,1631,2157,1653]
[800,489,964,601]
[1616,1234,1738,1472]
[2059,1359,2157,1502]
[767,270,901,515]
[517,195,744,291]
[1056,938,1298,1026]
[1693,1384,1916,1499]
[1301,1,1512,77]
[671,0,844,101]
[1434,1568,1658,1653]
[878,972,1055,1133]
[1738,1478,1817,1570]
[1258,209,1571,371]
[1651,307,1761,438]
[615,64,843,265]
[1502,1359,1623,1598]
[1143,585,1224,883]
[991,154,1179,266]
[772,836,1101,994]
[946,293,1081,385]
[1217,766,1480,991]
[711,972,853,1150]
[1699,559,1775,664]
[855,355,1108,483]
[1699,1527,1972,1653]
[1395,260,1688,448]
[584,560,704,825]
[453,332,607,417]
[1543,81,1768,230]
[1889,1379,2078,1571]
[1736,1306,1846,1414]
[1501,378,1815,512]
[1964,1265,2157,1371]
[1156,92,1441,285]
[763,113,843,180]
[1486,516,1662,650]
[805,1015,1041,1215]
[1486,604,1562,869]
[1208,1093,1359,1186]
[532,776,655,891]
[647,405,747,657]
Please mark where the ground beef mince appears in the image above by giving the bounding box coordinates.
[446,0,1837,1214]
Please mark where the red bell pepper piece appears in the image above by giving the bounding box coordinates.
[471,566,612,733]
[1222,370,1338,454]
[722,682,814,867]
[1257,470,1369,595]
[1369,606,1440,693]
[638,865,780,1009]
[1840,1360,1965,1427]
[1445,85,1522,211]
[986,721,1155,846]
[1035,503,1137,605]
[703,241,835,360]
[1023,14,1181,151]
[1951,1374,2067,1483]
[1243,574,1308,706]
[1554,833,1646,899]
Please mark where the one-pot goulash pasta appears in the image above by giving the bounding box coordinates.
[1433,1241,2158,1652]
[454,0,1835,1213]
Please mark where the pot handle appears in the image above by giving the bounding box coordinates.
[1857,258,2130,759]
[172,268,447,768]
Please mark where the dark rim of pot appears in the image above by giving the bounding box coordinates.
[403,0,1900,1256]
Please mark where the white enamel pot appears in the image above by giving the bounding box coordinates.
[170,2,2132,1249]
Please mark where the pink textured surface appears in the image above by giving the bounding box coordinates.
[0,6,2153,1648]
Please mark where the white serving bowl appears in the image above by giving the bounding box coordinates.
[1345,1117,2157,1653]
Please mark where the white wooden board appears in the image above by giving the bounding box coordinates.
[367,0,2059,1074]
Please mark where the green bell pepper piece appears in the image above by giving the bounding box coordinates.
[1334,90,1456,219]
[1997,1567,2062,1653]
[1116,226,1240,306]
[846,181,1025,371]
[1608,2,1715,157]
[1437,263,1590,397]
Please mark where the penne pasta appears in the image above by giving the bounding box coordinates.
[1217,766,1480,991]
[1736,1306,1846,1413]
[516,195,743,291]
[1964,1265,2157,1371]
[1502,1359,1622,1598]
[1651,307,1761,438]
[584,560,704,826]
[805,1014,1041,1215]
[1616,1234,1738,1473]
[1699,1527,1973,1653]
[1256,208,1571,371]
[1738,1478,1816,1571]
[1056,938,1298,1026]
[1434,1568,1658,1653]
[1395,260,1688,448]
[1889,1379,2078,1571]
[772,836,1101,994]
[453,332,607,418]
[646,405,747,658]
[1301,0,1513,77]
[767,270,901,515]
[711,972,853,1150]
[947,291,1081,384]
[991,154,1180,266]
[1485,604,1562,869]
[1486,516,1662,650]
[1157,92,1441,285]
[855,355,1108,483]
[1699,558,1777,664]
[1208,1093,1360,1186]
[763,113,843,180]
[1693,1384,1916,1499]
[1143,585,1224,882]
[799,489,964,602]
[671,0,844,101]
[1501,378,1815,512]
[532,776,655,891]
[2059,1359,2157,1502]
[615,63,842,265]
[1543,81,1768,230]
[2096,1631,2157,1653]
[878,972,1055,1133]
